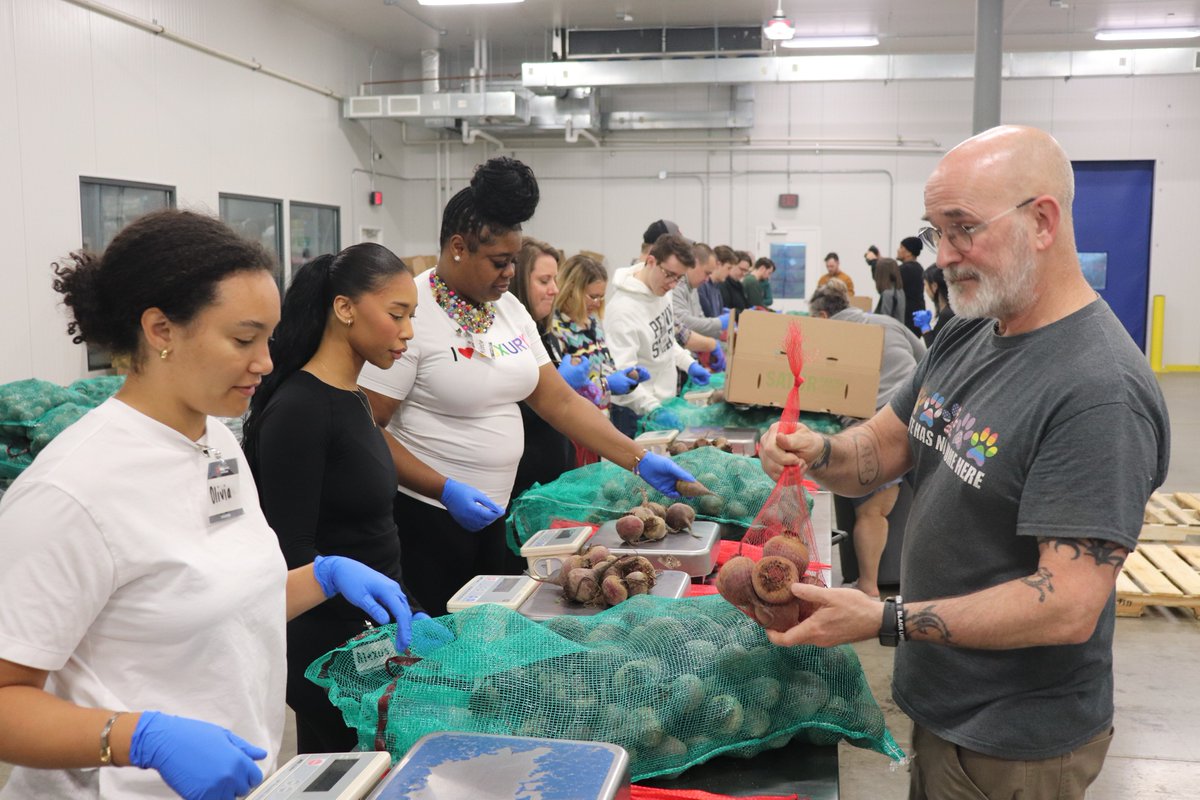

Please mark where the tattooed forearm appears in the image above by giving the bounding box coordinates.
[1020,567,1055,603]
[811,435,833,470]
[852,430,880,486]
[1046,538,1128,570]
[907,605,952,643]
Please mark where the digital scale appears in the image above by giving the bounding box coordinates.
[633,428,679,455]
[365,731,630,800]
[517,569,691,621]
[246,752,391,800]
[519,525,593,579]
[445,574,539,612]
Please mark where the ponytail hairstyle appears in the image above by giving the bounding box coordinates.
[52,209,274,369]
[439,156,540,252]
[924,264,950,309]
[243,243,410,465]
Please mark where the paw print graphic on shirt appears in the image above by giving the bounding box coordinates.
[966,427,1000,466]
[945,402,960,425]
[918,392,945,428]
[947,411,976,451]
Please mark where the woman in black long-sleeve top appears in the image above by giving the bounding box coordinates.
[243,244,421,754]
[921,264,956,346]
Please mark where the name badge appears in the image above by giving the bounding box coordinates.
[470,331,495,359]
[207,458,244,524]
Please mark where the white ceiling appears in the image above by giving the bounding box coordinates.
[284,0,1200,64]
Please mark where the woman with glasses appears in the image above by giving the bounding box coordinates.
[359,157,699,615]
[547,253,646,467]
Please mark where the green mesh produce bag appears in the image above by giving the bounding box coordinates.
[507,448,800,552]
[307,596,903,780]
[637,399,843,439]
[680,371,726,396]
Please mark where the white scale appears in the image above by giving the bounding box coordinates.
[445,574,539,612]
[519,525,593,579]
[246,752,391,800]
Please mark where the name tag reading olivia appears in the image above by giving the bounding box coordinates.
[206,457,244,524]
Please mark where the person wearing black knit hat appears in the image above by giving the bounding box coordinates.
[360,157,699,615]
[896,235,928,339]
[641,219,681,256]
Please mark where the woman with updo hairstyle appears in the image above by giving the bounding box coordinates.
[360,156,699,615]
[0,210,413,799]
[242,243,422,755]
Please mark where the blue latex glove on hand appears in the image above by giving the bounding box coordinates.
[557,358,590,390]
[687,362,711,386]
[636,452,700,499]
[912,309,933,333]
[313,555,413,651]
[129,711,266,800]
[606,369,638,396]
[441,477,505,532]
[634,366,651,382]
[710,345,726,372]
[719,311,730,331]
[413,611,431,622]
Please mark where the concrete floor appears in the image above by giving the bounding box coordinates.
[2,374,1198,796]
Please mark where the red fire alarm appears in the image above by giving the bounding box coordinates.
[369,190,383,206]
[778,193,799,209]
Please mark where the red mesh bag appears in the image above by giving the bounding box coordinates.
[716,324,825,631]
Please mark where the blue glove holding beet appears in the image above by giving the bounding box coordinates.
[710,344,726,372]
[606,370,637,396]
[687,362,711,386]
[129,711,266,800]
[313,555,413,652]
[441,477,505,533]
[912,309,933,333]
[557,357,590,390]
[636,452,701,499]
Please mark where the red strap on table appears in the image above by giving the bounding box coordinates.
[630,786,801,800]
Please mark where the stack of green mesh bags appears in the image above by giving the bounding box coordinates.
[308,596,903,780]
[0,377,125,484]
[507,448,795,551]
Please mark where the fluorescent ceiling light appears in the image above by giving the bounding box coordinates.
[1094,27,1200,41]
[417,0,523,6]
[780,35,880,49]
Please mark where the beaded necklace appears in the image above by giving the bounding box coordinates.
[431,270,496,335]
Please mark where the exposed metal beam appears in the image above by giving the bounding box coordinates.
[974,0,1004,133]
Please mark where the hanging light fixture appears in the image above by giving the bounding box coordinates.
[763,0,796,42]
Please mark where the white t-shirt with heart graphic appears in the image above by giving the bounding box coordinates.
[358,269,550,508]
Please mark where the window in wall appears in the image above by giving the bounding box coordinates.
[289,202,340,273]
[79,178,176,371]
[219,194,285,290]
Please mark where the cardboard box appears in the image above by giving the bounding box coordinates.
[849,295,873,311]
[724,310,883,418]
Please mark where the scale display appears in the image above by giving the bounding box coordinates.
[246,752,391,800]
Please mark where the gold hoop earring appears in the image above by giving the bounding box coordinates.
[159,348,170,360]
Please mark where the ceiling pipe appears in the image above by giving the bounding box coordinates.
[462,121,505,149]
[564,119,601,148]
[61,0,342,101]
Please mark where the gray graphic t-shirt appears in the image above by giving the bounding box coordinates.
[888,299,1169,759]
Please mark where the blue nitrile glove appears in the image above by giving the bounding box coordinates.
[719,311,730,331]
[129,711,266,800]
[606,369,637,396]
[413,611,431,622]
[313,555,414,651]
[711,344,726,372]
[557,358,590,390]
[634,366,651,382]
[440,477,505,533]
[687,362,711,386]
[912,309,933,333]
[636,452,700,499]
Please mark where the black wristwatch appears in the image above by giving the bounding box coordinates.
[879,595,904,647]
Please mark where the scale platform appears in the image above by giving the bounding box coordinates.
[366,731,630,800]
[590,519,721,577]
[518,569,690,621]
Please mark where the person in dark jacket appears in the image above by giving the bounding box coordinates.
[896,236,927,339]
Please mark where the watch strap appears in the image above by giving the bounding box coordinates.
[879,596,900,647]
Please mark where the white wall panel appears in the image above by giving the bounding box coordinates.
[0,0,33,380]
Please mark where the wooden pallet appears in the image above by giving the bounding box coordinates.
[1116,543,1200,618]
[1140,492,1200,542]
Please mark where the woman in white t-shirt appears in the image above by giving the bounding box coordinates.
[360,157,698,615]
[0,210,415,800]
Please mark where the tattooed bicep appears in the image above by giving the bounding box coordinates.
[1038,537,1130,570]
